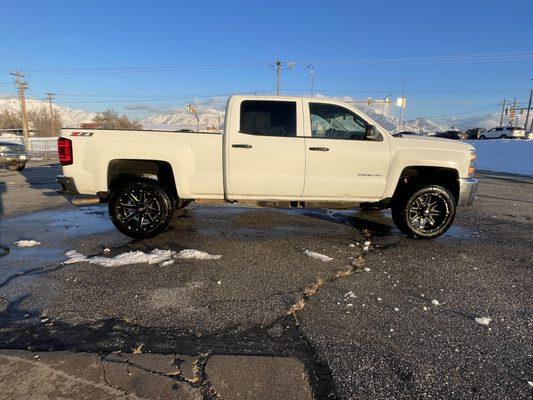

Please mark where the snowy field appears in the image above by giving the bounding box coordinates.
[468,139,533,176]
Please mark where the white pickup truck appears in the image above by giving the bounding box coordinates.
[57,95,478,239]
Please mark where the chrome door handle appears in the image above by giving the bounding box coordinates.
[309,147,329,151]
[232,144,252,149]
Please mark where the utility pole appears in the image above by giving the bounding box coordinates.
[273,59,295,95]
[275,59,281,95]
[10,71,31,150]
[45,92,56,135]
[499,99,507,127]
[525,89,533,134]
[306,65,315,97]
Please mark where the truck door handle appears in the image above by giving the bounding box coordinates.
[309,147,329,152]
[232,144,252,149]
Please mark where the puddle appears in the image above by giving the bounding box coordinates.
[0,205,125,284]
[441,225,478,239]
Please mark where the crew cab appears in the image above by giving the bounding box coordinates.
[57,95,478,239]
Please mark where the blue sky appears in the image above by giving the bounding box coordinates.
[1,0,532,121]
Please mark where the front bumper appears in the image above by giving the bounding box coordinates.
[57,175,80,195]
[457,178,478,207]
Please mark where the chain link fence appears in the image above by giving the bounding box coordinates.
[1,136,58,161]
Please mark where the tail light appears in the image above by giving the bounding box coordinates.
[58,137,73,165]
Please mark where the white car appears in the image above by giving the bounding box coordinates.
[57,95,478,239]
[479,126,526,139]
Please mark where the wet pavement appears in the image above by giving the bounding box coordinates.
[0,164,532,399]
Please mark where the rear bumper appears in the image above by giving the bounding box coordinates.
[457,178,478,207]
[0,154,30,164]
[56,175,79,195]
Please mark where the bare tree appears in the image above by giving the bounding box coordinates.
[93,109,142,129]
[0,109,22,129]
[28,106,62,137]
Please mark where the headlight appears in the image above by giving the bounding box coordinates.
[468,149,476,176]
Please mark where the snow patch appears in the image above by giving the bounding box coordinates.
[64,249,174,267]
[304,250,333,262]
[475,317,492,326]
[469,139,533,176]
[176,249,222,260]
[431,299,440,306]
[15,240,41,248]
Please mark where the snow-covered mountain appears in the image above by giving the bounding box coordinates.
[0,95,504,134]
[0,98,96,127]
[139,101,449,134]
[141,108,223,131]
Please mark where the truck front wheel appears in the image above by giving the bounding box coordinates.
[391,185,456,239]
[109,179,174,238]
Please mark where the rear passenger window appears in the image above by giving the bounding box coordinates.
[240,100,296,137]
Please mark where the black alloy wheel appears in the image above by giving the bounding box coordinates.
[109,179,174,238]
[392,185,456,239]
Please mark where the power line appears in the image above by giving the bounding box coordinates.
[4,50,531,76]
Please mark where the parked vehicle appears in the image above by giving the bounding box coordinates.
[479,126,526,139]
[57,95,478,239]
[462,128,485,140]
[392,131,419,137]
[0,141,30,171]
[434,130,462,140]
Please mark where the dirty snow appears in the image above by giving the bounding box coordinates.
[63,248,222,265]
[475,317,492,326]
[468,139,533,176]
[304,250,333,262]
[15,240,41,247]
[176,249,222,260]
[64,249,174,266]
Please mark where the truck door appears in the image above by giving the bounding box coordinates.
[226,99,305,198]
[302,101,390,199]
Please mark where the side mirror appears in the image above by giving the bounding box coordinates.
[365,125,383,141]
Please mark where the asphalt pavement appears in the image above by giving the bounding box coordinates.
[0,162,531,399]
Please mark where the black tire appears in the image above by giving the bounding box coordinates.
[391,185,456,239]
[109,179,174,239]
[479,135,486,140]
[499,134,507,139]
[7,162,26,171]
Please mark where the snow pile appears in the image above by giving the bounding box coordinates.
[475,316,492,326]
[176,249,222,260]
[15,240,41,247]
[304,250,333,262]
[63,248,221,266]
[468,139,533,176]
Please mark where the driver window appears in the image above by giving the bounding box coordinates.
[309,103,367,140]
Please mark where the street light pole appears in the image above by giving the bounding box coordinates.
[306,65,315,97]
[525,80,533,134]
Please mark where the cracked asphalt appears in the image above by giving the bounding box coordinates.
[0,161,532,399]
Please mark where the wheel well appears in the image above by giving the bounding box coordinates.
[107,159,178,200]
[393,166,459,203]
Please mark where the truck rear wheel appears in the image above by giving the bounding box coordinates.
[109,179,174,239]
[391,185,456,239]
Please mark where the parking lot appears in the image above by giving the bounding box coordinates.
[0,161,532,399]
